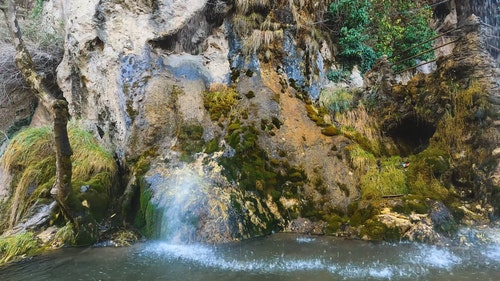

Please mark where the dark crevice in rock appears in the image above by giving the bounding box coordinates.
[386,117,436,156]
[434,2,451,21]
[149,6,220,55]
[149,34,178,52]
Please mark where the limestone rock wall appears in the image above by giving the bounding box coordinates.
[57,0,212,158]
[52,0,355,241]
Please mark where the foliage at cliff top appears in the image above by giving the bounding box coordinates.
[0,124,117,231]
[329,0,435,74]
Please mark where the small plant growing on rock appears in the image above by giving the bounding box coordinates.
[319,88,354,115]
[203,86,240,121]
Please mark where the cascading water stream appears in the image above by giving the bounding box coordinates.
[150,167,207,244]
[156,168,203,244]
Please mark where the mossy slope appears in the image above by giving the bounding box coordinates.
[0,125,118,243]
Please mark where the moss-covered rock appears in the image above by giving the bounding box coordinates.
[203,86,239,121]
[360,219,401,241]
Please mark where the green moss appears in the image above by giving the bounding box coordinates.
[321,125,340,136]
[305,104,326,126]
[360,156,407,199]
[69,127,118,223]
[204,139,220,154]
[126,99,138,121]
[203,87,239,121]
[324,214,347,234]
[231,69,240,83]
[228,122,241,132]
[218,124,305,223]
[349,203,377,226]
[342,127,378,156]
[360,219,401,241]
[271,117,282,129]
[289,170,306,182]
[301,200,321,219]
[392,196,428,214]
[406,149,450,200]
[337,182,350,197]
[346,143,377,173]
[133,181,159,238]
[176,124,205,162]
[135,157,151,176]
[413,147,450,178]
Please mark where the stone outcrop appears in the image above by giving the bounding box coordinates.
[1,0,498,246]
[49,0,352,242]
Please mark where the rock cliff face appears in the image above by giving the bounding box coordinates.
[52,0,354,242]
[0,0,498,245]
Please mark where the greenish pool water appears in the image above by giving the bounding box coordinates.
[1,230,499,281]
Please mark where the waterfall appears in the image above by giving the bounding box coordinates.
[147,167,208,244]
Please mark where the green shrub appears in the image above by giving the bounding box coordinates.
[327,68,350,83]
[329,0,376,73]
[319,88,354,114]
[328,0,436,74]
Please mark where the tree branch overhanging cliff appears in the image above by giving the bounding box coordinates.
[1,0,75,227]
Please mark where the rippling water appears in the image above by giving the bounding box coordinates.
[1,230,499,281]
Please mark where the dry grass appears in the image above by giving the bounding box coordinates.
[345,143,376,173]
[233,0,331,58]
[0,14,64,105]
[243,29,284,55]
[1,127,54,228]
[336,103,382,148]
[236,0,270,14]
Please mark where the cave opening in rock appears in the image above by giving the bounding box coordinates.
[433,2,450,22]
[149,34,178,52]
[386,117,436,156]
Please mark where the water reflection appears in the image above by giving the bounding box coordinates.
[2,230,498,281]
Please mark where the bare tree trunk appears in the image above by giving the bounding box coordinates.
[1,0,75,225]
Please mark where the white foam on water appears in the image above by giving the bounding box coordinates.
[145,242,326,273]
[144,242,439,279]
[407,245,462,269]
[330,262,429,280]
[334,264,396,279]
[296,237,316,243]
[368,266,394,279]
[483,244,500,262]
[483,227,500,244]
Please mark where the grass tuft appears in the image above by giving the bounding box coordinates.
[319,88,354,115]
[0,231,39,264]
[0,125,118,228]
